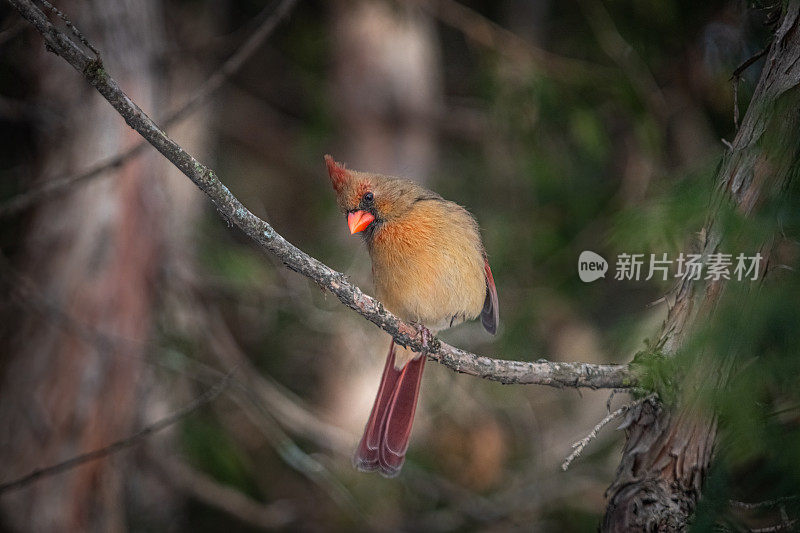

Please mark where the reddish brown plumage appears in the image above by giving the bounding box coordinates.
[354,340,426,477]
[325,155,498,477]
[324,154,349,193]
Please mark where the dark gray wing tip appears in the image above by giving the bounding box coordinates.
[481,287,498,335]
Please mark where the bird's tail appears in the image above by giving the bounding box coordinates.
[354,340,426,477]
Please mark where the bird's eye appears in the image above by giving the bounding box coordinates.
[362,192,374,203]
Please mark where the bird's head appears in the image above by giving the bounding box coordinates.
[325,155,427,238]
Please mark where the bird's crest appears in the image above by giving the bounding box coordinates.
[325,154,350,193]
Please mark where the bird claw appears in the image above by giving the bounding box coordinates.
[412,323,433,354]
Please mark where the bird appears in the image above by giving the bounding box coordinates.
[324,154,499,478]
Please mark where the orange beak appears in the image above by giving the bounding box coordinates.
[347,210,375,234]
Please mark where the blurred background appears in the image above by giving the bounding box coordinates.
[0,0,796,531]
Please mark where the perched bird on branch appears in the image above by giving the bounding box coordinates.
[325,155,499,477]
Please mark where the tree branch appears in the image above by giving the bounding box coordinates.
[5,0,633,390]
[0,0,298,219]
[0,371,233,495]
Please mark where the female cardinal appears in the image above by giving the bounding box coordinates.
[325,155,498,477]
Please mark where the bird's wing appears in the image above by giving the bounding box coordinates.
[481,255,499,335]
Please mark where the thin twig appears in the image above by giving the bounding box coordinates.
[406,0,612,82]
[40,0,99,57]
[0,370,234,495]
[151,454,296,529]
[2,249,356,462]
[731,45,771,82]
[730,44,771,131]
[1,249,353,456]
[200,304,352,453]
[0,144,144,217]
[731,495,800,510]
[751,520,797,532]
[577,0,667,124]
[7,0,635,390]
[0,247,230,388]
[1,256,362,514]
[2,246,368,518]
[606,388,628,412]
[0,0,298,219]
[217,388,364,521]
[561,395,654,471]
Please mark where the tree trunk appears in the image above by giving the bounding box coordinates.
[0,1,166,531]
[330,0,441,178]
[602,3,800,530]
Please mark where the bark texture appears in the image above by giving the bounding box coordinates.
[602,3,800,530]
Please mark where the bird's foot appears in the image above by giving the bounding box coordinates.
[412,323,433,354]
